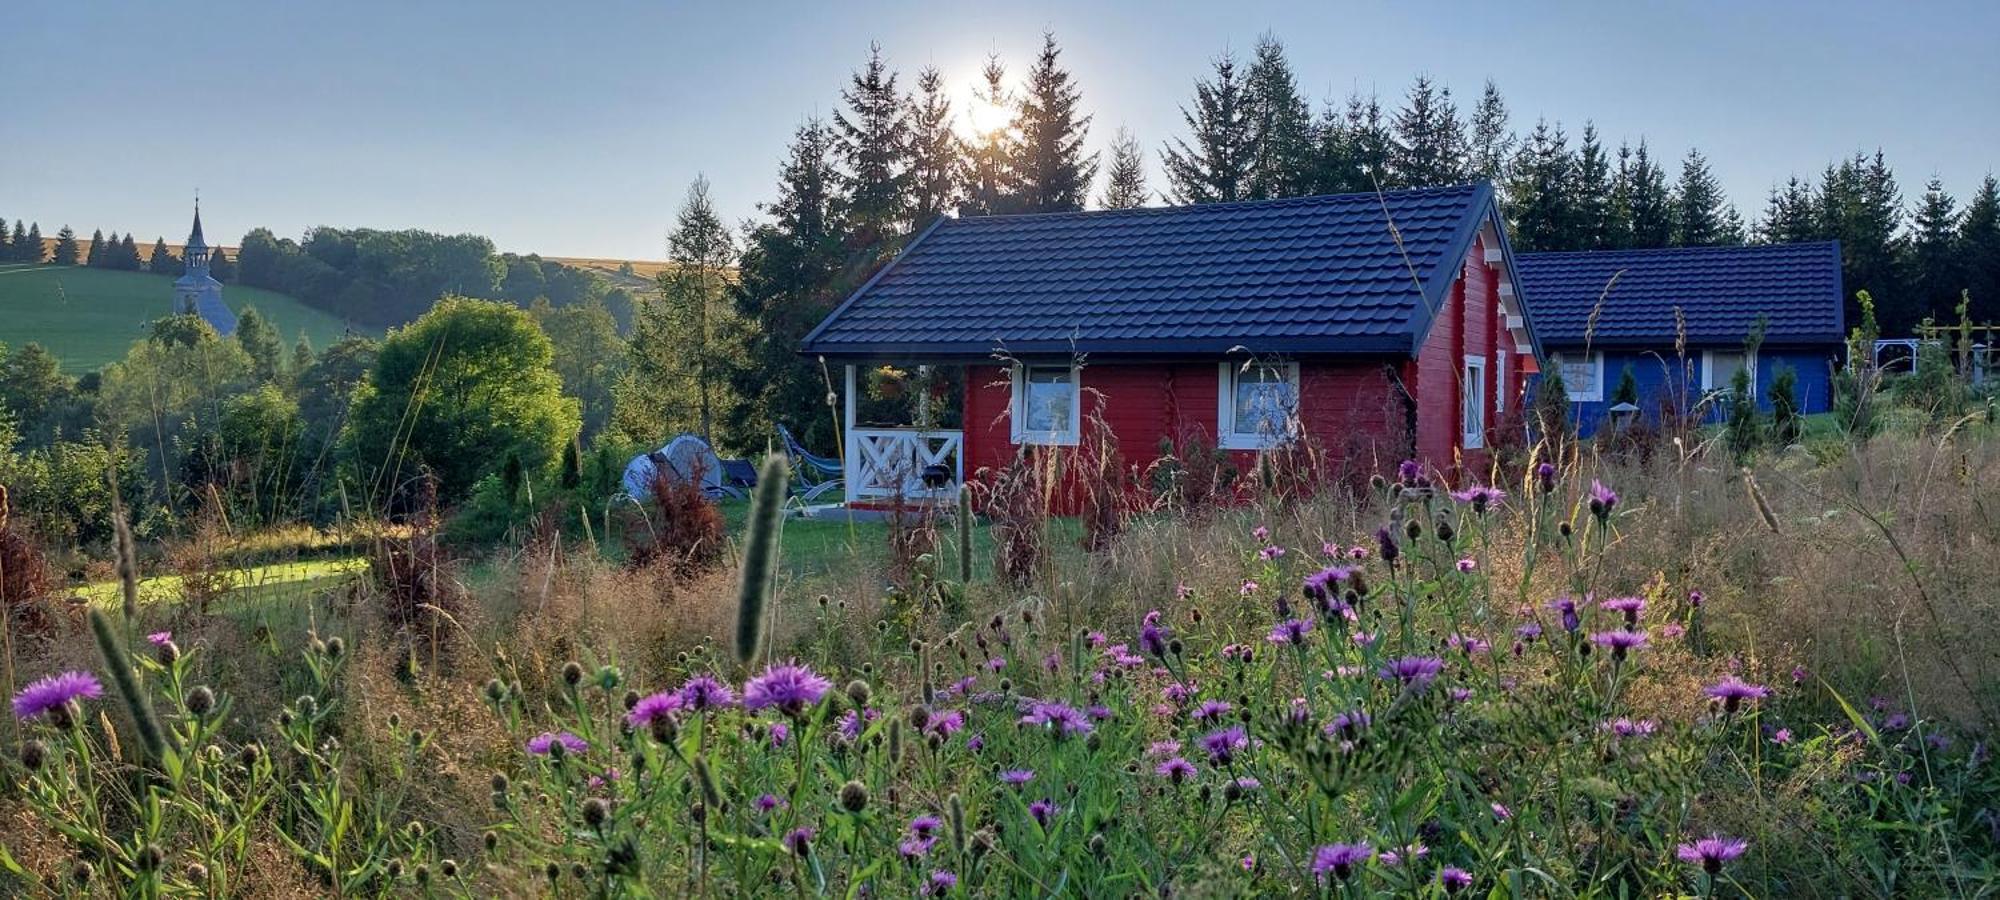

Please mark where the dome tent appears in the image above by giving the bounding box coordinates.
[622,434,725,500]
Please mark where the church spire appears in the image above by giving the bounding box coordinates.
[187,195,207,251]
[184,196,210,272]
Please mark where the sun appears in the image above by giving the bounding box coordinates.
[956,82,1013,143]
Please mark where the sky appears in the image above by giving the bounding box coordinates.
[3,1,1996,261]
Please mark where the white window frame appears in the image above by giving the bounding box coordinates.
[1217,361,1301,450]
[1552,351,1605,402]
[1700,349,1758,394]
[1462,355,1488,449]
[1009,363,1081,446]
[1495,349,1509,411]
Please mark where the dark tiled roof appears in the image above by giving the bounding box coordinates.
[1515,242,1843,347]
[802,183,1510,359]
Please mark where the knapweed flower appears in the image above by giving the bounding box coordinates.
[1515,622,1543,641]
[1600,717,1658,738]
[1704,676,1771,713]
[1019,700,1093,738]
[1440,866,1473,892]
[1450,485,1506,513]
[625,691,683,729]
[1155,756,1196,782]
[12,671,104,722]
[900,836,937,858]
[677,674,736,711]
[1551,596,1580,633]
[1771,728,1794,745]
[1199,725,1250,765]
[1378,842,1428,867]
[1599,596,1646,627]
[998,768,1035,786]
[1028,799,1059,827]
[1312,842,1374,882]
[526,731,588,756]
[1589,630,1649,662]
[1397,459,1423,485]
[1375,527,1400,565]
[768,721,790,746]
[926,710,966,738]
[923,870,958,897]
[756,793,784,813]
[1239,579,1259,596]
[783,826,815,856]
[1193,699,1233,722]
[1327,708,1371,740]
[1447,633,1491,656]
[1676,834,1748,874]
[743,661,831,716]
[1139,611,1169,658]
[1491,802,1512,821]
[1267,618,1312,646]
[146,631,174,647]
[910,815,942,837]
[1378,655,1445,690]
[1535,461,1557,492]
[1589,480,1619,519]
[1258,544,1285,561]
[1456,558,1478,573]
[1252,525,1270,541]
[1302,565,1351,601]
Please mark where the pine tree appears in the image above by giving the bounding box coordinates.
[118,233,141,270]
[906,65,965,229]
[1572,124,1617,250]
[7,221,26,262]
[291,333,315,378]
[834,43,912,244]
[1389,75,1467,188]
[1306,102,1367,195]
[1099,127,1150,209]
[149,237,179,275]
[1820,151,1907,332]
[960,56,1020,216]
[1161,51,1258,204]
[1506,120,1574,252]
[85,228,107,267]
[1906,177,1964,321]
[23,224,45,263]
[1344,93,1394,189]
[51,226,79,265]
[1244,35,1314,199]
[235,306,284,382]
[1757,176,1820,244]
[1618,140,1674,248]
[1959,174,2000,323]
[1010,32,1096,213]
[1671,148,1732,246]
[208,244,235,282]
[1467,79,1514,186]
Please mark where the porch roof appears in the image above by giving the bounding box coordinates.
[802,182,1525,362]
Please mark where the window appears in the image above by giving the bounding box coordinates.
[1462,356,1487,449]
[1553,352,1603,402]
[1010,364,1079,445]
[1702,349,1757,394]
[1218,362,1300,450]
[1495,350,1509,411]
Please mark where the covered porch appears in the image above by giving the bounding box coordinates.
[834,362,967,507]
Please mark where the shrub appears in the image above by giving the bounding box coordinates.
[1767,364,1802,445]
[622,463,725,577]
[1724,366,1761,461]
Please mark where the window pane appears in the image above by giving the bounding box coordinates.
[1560,358,1597,395]
[1022,367,1073,433]
[1463,364,1484,437]
[1231,367,1294,437]
[1710,352,1748,388]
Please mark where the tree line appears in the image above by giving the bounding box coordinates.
[637,32,1998,457]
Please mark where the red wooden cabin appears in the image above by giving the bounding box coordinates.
[800,183,1542,510]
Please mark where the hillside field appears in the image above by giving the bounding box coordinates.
[0,263,358,372]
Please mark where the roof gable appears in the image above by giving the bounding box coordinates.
[802,183,1509,360]
[1515,242,1844,347]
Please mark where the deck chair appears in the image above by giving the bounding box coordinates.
[777,424,845,502]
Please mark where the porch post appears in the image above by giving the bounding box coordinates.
[843,364,858,505]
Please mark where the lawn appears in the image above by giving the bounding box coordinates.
[0,263,359,372]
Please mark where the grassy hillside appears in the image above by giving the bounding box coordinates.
[0,263,359,372]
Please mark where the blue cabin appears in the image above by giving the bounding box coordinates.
[1515,242,1844,436]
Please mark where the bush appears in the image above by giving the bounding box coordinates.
[622,464,725,577]
[1724,366,1761,460]
[1767,364,1802,445]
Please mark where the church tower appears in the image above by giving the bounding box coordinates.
[172,200,237,335]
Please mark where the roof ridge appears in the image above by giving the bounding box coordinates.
[1519,240,1838,259]
[947,182,1487,225]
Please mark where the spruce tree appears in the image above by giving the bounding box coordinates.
[1906,177,1964,322]
[150,237,179,275]
[1010,32,1096,213]
[7,221,25,262]
[1959,174,2000,323]
[291,333,315,377]
[235,306,284,383]
[1344,94,1395,189]
[1619,141,1674,248]
[1244,35,1314,199]
[118,233,141,270]
[1757,176,1820,244]
[1162,51,1258,204]
[208,244,235,281]
[906,65,965,229]
[1670,148,1732,246]
[1099,127,1150,209]
[85,228,107,267]
[1467,79,1514,186]
[51,226,78,265]
[1820,151,1907,332]
[834,43,912,244]
[1389,75,1467,188]
[960,56,1020,216]
[1506,120,1575,252]
[1306,103,1366,195]
[1572,124,1617,250]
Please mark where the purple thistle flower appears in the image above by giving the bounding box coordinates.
[146,631,173,647]
[1378,842,1428,867]
[1676,834,1748,874]
[1440,866,1474,892]
[1449,485,1506,513]
[998,769,1035,786]
[1515,622,1543,641]
[1377,655,1445,690]
[677,674,737,711]
[1704,676,1772,713]
[1019,700,1093,738]
[1139,611,1169,658]
[1239,579,1258,596]
[1327,708,1371,740]
[783,826,815,856]
[526,731,588,756]
[1258,544,1285,561]
[1551,596,1580,633]
[626,691,684,728]
[1252,525,1270,541]
[1199,725,1249,765]
[900,835,937,858]
[1589,629,1649,662]
[1193,699,1234,723]
[1589,479,1619,519]
[1266,618,1312,646]
[1599,596,1646,626]
[12,671,104,721]
[743,661,831,717]
[1535,461,1557,492]
[1447,633,1491,656]
[1376,526,1400,565]
[768,721,789,746]
[1155,756,1196,783]
[1600,717,1659,738]
[923,870,958,897]
[1302,565,1352,601]
[910,815,942,836]
[1028,799,1059,827]
[926,709,966,738]
[1312,842,1374,882]
[1456,558,1478,573]
[1397,459,1423,485]
[756,793,784,813]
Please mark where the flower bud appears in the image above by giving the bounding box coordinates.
[839,779,870,813]
[184,686,215,717]
[19,739,47,771]
[562,661,585,686]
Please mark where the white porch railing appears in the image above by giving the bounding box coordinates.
[847,427,963,503]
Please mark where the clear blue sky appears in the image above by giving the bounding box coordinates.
[4,1,1994,261]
